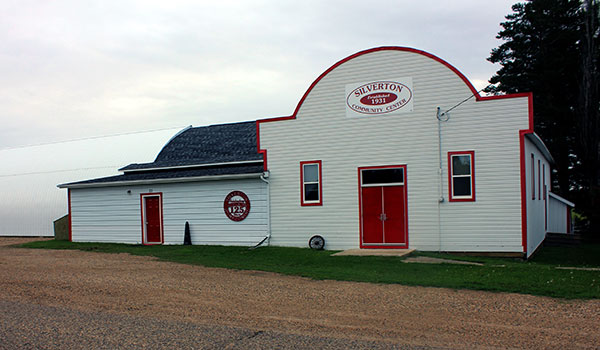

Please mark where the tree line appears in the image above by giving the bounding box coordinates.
[487,0,599,235]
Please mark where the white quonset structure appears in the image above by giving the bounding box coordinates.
[59,47,573,258]
[0,128,181,237]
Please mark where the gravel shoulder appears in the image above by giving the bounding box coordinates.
[1,238,599,349]
[2,300,435,350]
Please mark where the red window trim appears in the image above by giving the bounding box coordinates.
[448,151,475,202]
[140,192,164,245]
[300,160,322,206]
[531,154,535,200]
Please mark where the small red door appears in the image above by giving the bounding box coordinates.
[144,196,162,244]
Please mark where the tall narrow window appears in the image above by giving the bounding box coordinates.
[538,159,541,200]
[531,154,535,200]
[448,151,475,202]
[300,160,322,206]
[543,164,546,199]
[543,163,547,230]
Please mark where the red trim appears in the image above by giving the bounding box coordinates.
[67,189,72,242]
[255,121,270,171]
[519,131,529,251]
[255,46,534,171]
[447,151,476,202]
[140,192,164,245]
[300,160,323,206]
[519,93,535,253]
[358,164,408,249]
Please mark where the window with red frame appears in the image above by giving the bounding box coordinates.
[300,161,322,206]
[448,151,475,201]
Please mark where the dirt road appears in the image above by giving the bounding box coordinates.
[1,238,598,349]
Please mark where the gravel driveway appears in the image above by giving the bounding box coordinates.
[1,238,598,349]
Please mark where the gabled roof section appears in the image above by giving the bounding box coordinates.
[120,121,262,172]
[525,133,554,165]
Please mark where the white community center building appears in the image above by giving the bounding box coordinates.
[59,46,574,258]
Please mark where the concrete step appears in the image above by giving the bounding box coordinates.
[332,248,414,257]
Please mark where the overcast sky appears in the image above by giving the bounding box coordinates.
[1,0,518,149]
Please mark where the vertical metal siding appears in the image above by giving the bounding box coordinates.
[260,50,529,251]
[548,196,570,234]
[70,179,268,245]
[524,138,551,256]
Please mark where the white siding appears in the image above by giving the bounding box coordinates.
[71,179,268,245]
[260,49,529,252]
[548,194,570,234]
[524,138,552,257]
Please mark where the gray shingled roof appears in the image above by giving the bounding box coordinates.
[121,121,262,171]
[58,121,265,188]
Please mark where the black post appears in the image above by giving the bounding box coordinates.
[184,221,191,245]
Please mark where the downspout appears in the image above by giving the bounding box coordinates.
[436,107,449,252]
[260,171,271,245]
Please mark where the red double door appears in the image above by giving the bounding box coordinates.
[361,185,407,246]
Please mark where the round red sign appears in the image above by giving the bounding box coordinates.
[223,191,250,221]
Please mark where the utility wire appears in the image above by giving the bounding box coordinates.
[440,84,493,117]
[0,166,119,178]
[0,125,187,151]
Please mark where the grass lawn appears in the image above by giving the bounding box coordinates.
[19,240,600,299]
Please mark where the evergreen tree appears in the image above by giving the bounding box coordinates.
[575,0,600,234]
[487,0,600,234]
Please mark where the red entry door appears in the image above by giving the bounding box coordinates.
[382,186,406,244]
[144,196,162,244]
[362,187,384,244]
[361,186,406,247]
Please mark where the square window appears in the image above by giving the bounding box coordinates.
[453,177,471,197]
[303,164,319,183]
[452,155,471,176]
[304,184,319,201]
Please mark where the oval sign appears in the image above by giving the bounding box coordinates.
[346,81,412,115]
[223,191,250,222]
[360,92,398,106]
